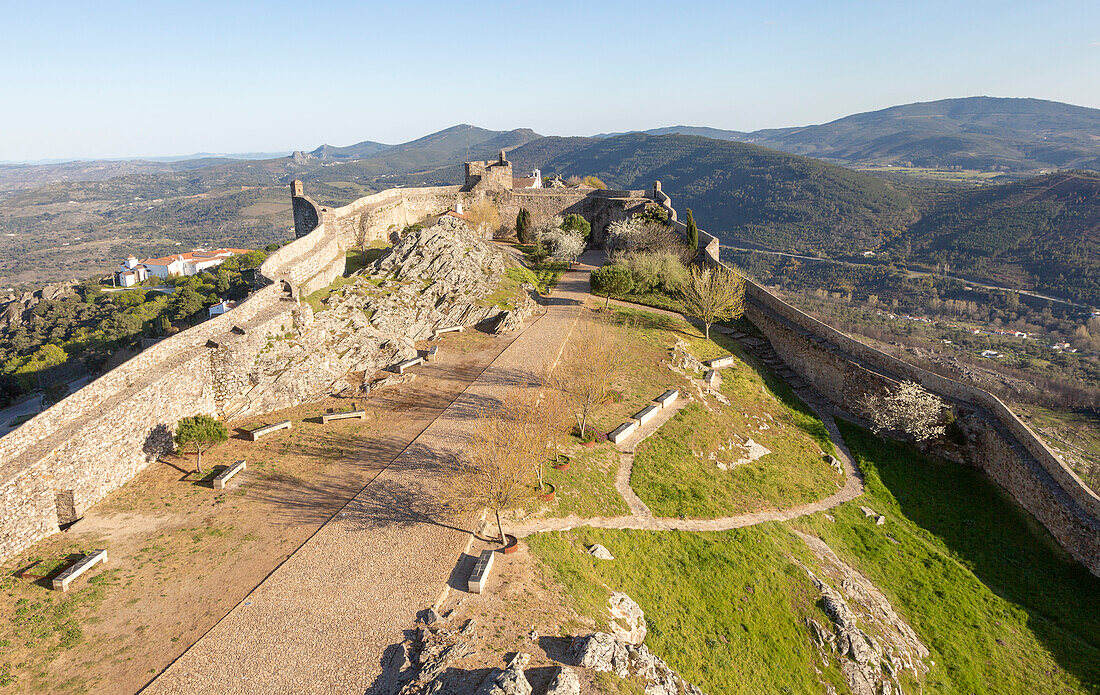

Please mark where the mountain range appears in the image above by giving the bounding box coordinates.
[0,97,1097,303]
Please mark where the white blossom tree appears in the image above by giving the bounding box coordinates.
[860,380,949,442]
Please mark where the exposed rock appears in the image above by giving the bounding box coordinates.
[475,652,532,695]
[568,632,707,695]
[396,617,477,694]
[796,532,929,695]
[588,544,615,560]
[545,666,580,695]
[669,338,705,374]
[226,217,535,419]
[568,632,631,678]
[608,592,647,644]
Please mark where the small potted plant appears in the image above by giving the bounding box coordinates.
[538,482,557,502]
[551,453,571,472]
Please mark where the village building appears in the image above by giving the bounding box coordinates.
[120,248,253,282]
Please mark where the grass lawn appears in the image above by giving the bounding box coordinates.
[794,421,1100,694]
[627,318,839,518]
[530,420,1100,694]
[539,445,629,519]
[528,525,847,695]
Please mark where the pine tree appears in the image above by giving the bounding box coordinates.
[685,208,699,255]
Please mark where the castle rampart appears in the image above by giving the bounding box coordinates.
[0,169,654,563]
[683,227,1100,574]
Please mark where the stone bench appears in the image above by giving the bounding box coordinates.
[704,369,721,389]
[213,460,247,490]
[424,346,439,362]
[433,325,464,338]
[654,389,678,408]
[52,549,107,592]
[392,357,423,374]
[632,404,660,427]
[609,420,638,444]
[708,355,735,369]
[467,548,496,594]
[248,420,292,441]
[322,409,366,424]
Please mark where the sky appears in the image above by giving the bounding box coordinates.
[1,0,1098,161]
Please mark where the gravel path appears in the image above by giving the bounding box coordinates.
[143,254,597,695]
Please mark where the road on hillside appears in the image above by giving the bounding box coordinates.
[722,244,1092,310]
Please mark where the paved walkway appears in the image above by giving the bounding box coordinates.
[143,252,601,695]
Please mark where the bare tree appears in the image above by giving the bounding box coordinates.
[465,198,502,238]
[678,264,746,340]
[551,317,626,437]
[451,395,542,543]
[860,380,949,442]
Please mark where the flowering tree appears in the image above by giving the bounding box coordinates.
[860,380,948,442]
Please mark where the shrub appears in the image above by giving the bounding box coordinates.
[590,264,634,308]
[516,208,533,244]
[582,175,608,190]
[635,204,669,225]
[605,218,692,263]
[619,251,688,294]
[561,214,591,241]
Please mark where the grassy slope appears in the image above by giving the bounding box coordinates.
[631,328,839,518]
[530,420,1100,694]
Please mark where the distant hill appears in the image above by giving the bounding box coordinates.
[615,98,1100,173]
[744,97,1100,172]
[893,171,1100,304]
[510,133,918,254]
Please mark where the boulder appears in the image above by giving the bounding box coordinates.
[545,666,580,695]
[608,592,647,644]
[475,652,532,695]
[568,632,631,678]
[588,544,615,560]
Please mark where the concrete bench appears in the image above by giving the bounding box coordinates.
[632,404,660,427]
[433,325,464,337]
[213,460,247,490]
[609,421,638,444]
[52,549,107,592]
[248,420,292,441]
[654,389,679,408]
[467,548,496,594]
[708,355,735,369]
[704,369,721,389]
[392,357,423,374]
[425,345,440,362]
[322,409,366,424]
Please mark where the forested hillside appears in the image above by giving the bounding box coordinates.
[510,133,919,254]
[895,171,1100,304]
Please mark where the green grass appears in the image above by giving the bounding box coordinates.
[528,525,847,695]
[629,324,839,519]
[303,275,357,313]
[542,446,629,518]
[530,420,1100,694]
[795,421,1100,693]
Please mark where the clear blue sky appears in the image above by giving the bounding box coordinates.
[2,0,1098,161]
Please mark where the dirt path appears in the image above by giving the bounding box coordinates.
[143,254,598,695]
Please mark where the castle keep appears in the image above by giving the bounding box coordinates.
[0,162,1096,578]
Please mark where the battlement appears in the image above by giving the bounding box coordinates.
[464,149,514,192]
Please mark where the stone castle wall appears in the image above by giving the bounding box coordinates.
[0,174,652,563]
[684,230,1100,574]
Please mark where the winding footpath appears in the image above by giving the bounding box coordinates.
[508,297,866,538]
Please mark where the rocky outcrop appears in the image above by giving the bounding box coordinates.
[395,617,478,694]
[797,532,929,695]
[226,217,537,418]
[544,666,580,695]
[567,632,706,695]
[475,653,533,695]
[588,544,615,560]
[608,592,647,644]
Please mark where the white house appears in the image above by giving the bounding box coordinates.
[138,248,253,280]
[117,255,150,287]
[208,299,238,317]
[511,169,543,189]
